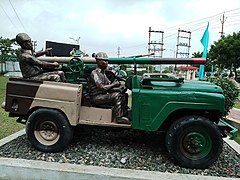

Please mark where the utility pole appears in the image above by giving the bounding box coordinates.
[148,27,164,72]
[220,13,227,38]
[32,40,37,52]
[117,46,121,58]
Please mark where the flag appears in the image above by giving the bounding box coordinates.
[200,22,209,58]
[199,22,209,80]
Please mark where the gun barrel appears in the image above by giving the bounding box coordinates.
[38,57,206,65]
[108,57,206,65]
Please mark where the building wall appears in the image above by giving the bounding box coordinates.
[0,61,20,73]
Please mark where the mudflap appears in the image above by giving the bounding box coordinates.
[217,119,238,139]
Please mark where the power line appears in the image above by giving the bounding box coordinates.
[226,20,240,24]
[225,11,240,16]
[0,3,19,30]
[163,8,240,31]
[227,22,240,26]
[164,18,220,39]
[163,13,220,31]
[8,0,27,32]
[111,8,240,54]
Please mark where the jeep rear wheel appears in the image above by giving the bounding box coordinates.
[165,115,223,169]
[26,108,73,152]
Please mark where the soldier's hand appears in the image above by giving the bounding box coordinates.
[52,62,59,67]
[44,48,52,56]
[112,81,120,87]
[46,48,52,52]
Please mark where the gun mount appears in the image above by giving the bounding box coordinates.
[38,56,206,83]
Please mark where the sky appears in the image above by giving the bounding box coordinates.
[0,0,239,57]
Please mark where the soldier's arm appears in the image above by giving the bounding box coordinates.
[24,53,59,69]
[34,48,52,57]
[92,72,119,91]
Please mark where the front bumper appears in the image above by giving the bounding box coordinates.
[217,119,238,139]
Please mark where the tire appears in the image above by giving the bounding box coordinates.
[26,108,73,152]
[165,115,223,169]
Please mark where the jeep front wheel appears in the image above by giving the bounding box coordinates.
[26,108,73,152]
[165,115,223,169]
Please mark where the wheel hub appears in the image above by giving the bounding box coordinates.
[183,132,207,154]
[39,121,58,141]
[34,120,60,146]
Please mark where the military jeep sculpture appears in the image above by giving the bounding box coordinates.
[3,56,237,169]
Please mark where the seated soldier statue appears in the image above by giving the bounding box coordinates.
[16,33,66,82]
[89,52,130,124]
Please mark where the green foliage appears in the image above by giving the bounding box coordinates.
[162,65,174,73]
[209,77,239,115]
[234,100,240,109]
[0,37,18,61]
[192,51,203,58]
[0,37,19,74]
[192,51,213,72]
[208,31,240,77]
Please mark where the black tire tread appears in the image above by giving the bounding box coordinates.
[26,108,73,152]
[165,115,223,169]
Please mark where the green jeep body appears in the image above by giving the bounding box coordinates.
[3,56,237,169]
[130,76,224,131]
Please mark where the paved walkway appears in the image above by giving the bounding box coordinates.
[227,108,240,123]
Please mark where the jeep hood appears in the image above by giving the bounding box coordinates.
[182,80,223,93]
[150,80,223,93]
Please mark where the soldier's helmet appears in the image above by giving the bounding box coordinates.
[16,33,31,45]
[95,52,108,61]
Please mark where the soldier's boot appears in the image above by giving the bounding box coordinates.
[116,117,131,124]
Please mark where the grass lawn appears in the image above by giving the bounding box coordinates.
[0,75,24,139]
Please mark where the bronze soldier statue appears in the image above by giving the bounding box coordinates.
[89,52,129,124]
[16,33,66,82]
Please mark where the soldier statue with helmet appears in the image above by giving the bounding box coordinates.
[16,33,66,82]
[89,52,130,124]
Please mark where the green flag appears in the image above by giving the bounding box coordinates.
[200,22,209,58]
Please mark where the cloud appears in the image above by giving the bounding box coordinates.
[0,0,239,57]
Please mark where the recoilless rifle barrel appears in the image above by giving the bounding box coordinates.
[38,56,206,65]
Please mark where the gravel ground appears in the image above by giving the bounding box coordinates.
[0,125,239,178]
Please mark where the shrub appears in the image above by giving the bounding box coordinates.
[209,77,239,115]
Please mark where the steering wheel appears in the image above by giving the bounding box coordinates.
[68,57,84,74]
[105,70,128,93]
[105,70,117,83]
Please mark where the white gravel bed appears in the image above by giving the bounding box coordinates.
[0,125,239,178]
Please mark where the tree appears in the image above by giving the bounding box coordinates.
[209,77,239,115]
[192,51,212,72]
[208,32,240,78]
[192,51,202,58]
[0,37,18,74]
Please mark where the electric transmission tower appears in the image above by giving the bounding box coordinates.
[148,27,164,57]
[174,29,191,71]
[117,47,121,58]
[176,29,191,58]
[148,27,164,72]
